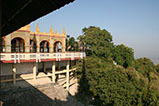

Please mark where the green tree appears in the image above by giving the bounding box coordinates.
[113,44,135,68]
[156,64,159,73]
[66,36,79,51]
[79,26,114,60]
[135,57,156,81]
[76,56,158,106]
[75,26,159,106]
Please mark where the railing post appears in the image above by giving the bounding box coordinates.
[39,53,41,62]
[18,53,20,63]
[14,53,16,63]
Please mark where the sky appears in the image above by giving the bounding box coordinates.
[30,0,159,64]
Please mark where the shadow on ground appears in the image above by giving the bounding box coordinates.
[0,76,84,106]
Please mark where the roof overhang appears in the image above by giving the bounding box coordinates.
[1,0,74,37]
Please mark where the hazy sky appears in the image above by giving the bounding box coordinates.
[30,0,159,64]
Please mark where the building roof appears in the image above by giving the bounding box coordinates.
[1,0,74,37]
[18,24,66,37]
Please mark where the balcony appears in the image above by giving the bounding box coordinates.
[0,52,86,63]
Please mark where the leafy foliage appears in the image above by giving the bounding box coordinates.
[135,57,156,81]
[76,57,159,106]
[80,26,114,60]
[156,64,159,73]
[113,44,135,68]
[66,37,79,51]
[75,26,159,106]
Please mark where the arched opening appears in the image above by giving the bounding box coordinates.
[1,38,5,52]
[11,37,25,53]
[40,40,49,53]
[30,40,37,53]
[54,41,62,52]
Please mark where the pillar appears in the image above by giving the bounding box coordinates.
[70,60,72,68]
[25,46,30,53]
[12,63,16,84]
[43,62,46,73]
[5,45,11,52]
[5,35,11,52]
[25,31,31,53]
[33,62,37,80]
[66,60,70,91]
[58,61,60,70]
[37,46,40,53]
[50,46,53,53]
[52,61,56,83]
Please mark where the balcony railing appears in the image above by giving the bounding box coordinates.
[0,52,86,63]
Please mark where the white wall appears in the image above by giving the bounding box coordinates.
[0,62,33,76]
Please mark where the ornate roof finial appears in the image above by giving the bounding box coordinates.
[49,25,54,34]
[62,26,66,35]
[36,24,40,33]
[55,28,57,34]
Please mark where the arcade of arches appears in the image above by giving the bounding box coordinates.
[0,24,66,53]
[1,38,64,53]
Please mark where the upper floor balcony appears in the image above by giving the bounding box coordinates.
[0,52,86,63]
[0,32,86,63]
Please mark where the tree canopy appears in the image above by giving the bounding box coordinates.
[66,36,79,51]
[113,44,135,68]
[76,57,159,106]
[75,26,159,106]
[135,57,157,80]
[79,26,114,60]
[156,64,159,73]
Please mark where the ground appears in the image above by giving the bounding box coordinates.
[0,73,84,106]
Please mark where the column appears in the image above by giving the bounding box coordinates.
[5,35,11,52]
[25,46,30,53]
[12,63,16,84]
[50,46,53,53]
[33,62,37,80]
[70,60,72,68]
[25,32,31,53]
[66,60,70,91]
[37,46,40,53]
[43,62,46,73]
[58,61,60,70]
[5,45,11,52]
[52,61,56,83]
